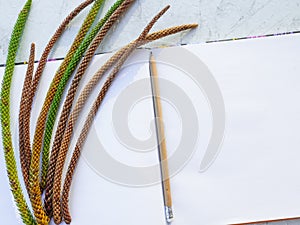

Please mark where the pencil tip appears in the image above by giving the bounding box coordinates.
[149,51,154,61]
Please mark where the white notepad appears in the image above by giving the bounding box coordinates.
[70,50,166,225]
[0,50,166,225]
[152,33,300,225]
[1,33,300,225]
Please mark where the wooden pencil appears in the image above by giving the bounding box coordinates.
[149,52,174,222]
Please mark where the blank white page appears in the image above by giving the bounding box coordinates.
[152,33,300,225]
[0,50,166,225]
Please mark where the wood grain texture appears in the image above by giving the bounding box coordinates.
[150,53,172,209]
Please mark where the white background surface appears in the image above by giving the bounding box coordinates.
[2,35,300,225]
[1,0,300,224]
[153,34,300,225]
[1,0,300,64]
[0,51,166,225]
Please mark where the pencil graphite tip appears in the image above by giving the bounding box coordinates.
[149,51,154,61]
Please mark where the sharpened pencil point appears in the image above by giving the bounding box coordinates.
[150,51,154,61]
